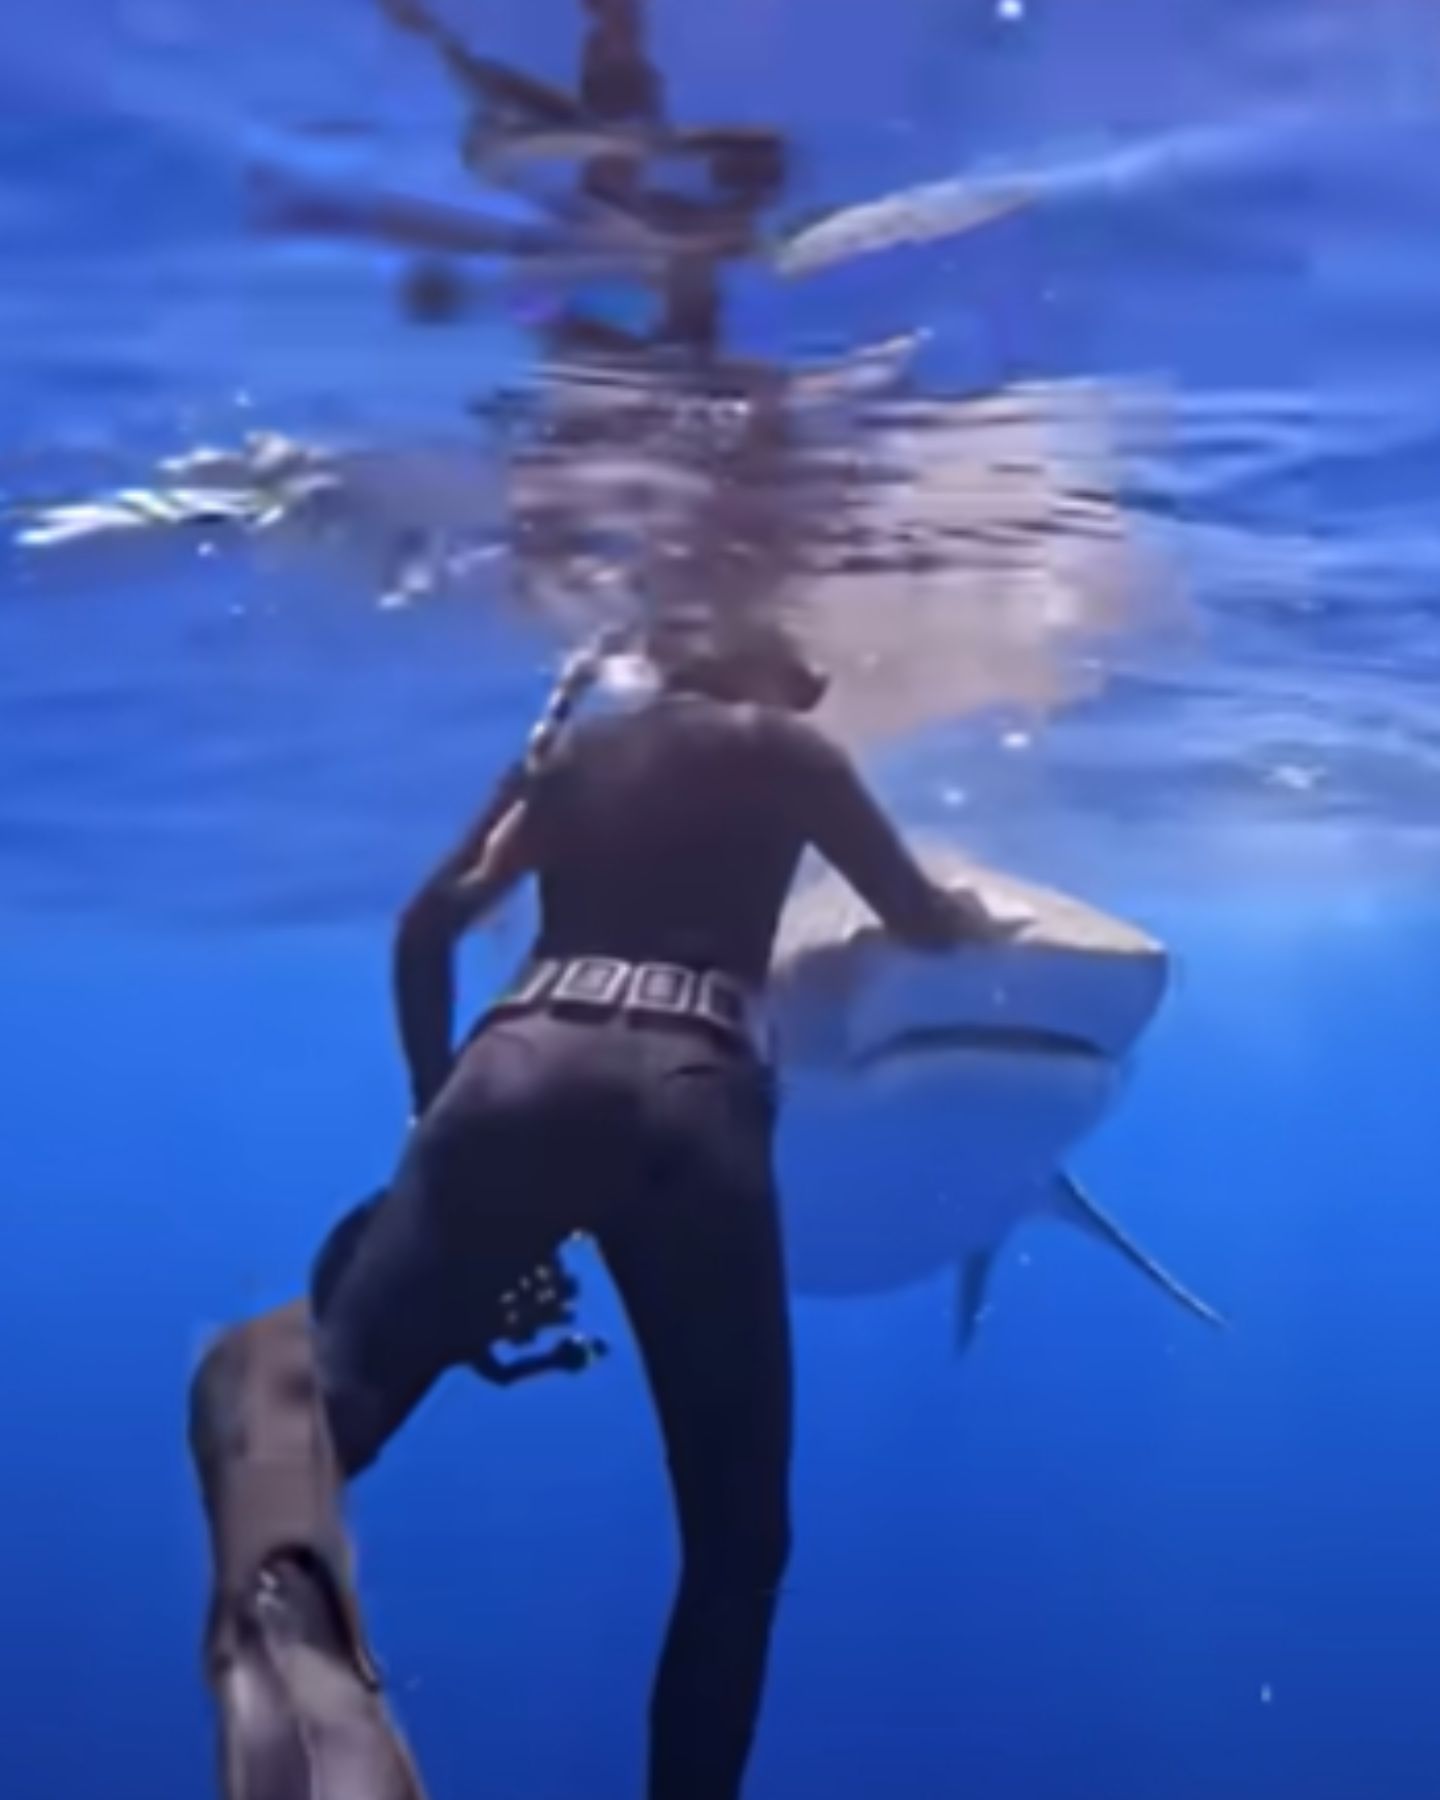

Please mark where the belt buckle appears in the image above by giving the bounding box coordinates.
[553,957,630,1010]
[696,971,747,1037]
[626,962,697,1017]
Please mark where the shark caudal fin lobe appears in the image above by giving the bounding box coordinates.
[955,1252,998,1354]
[1053,1174,1228,1331]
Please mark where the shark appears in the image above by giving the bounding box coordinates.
[767,840,1226,1349]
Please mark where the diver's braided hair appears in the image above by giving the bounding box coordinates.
[524,626,626,776]
[445,629,626,879]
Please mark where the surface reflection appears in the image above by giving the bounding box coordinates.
[15,0,1176,751]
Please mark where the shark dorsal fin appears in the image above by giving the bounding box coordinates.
[1052,1174,1228,1331]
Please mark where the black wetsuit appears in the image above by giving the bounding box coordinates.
[322,693,955,1797]
[192,690,958,1800]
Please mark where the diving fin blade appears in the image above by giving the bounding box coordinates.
[215,1562,429,1800]
[1054,1174,1228,1331]
[191,1305,431,1800]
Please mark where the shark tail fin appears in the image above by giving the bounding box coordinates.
[1054,1174,1229,1331]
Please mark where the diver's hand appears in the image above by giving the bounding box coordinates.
[939,887,1028,945]
[879,885,1028,951]
[832,888,1027,961]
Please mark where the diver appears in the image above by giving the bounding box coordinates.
[187,610,1014,1800]
[187,7,1015,1798]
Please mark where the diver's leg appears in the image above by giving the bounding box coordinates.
[603,1050,793,1800]
[188,1301,432,1800]
[189,1021,591,1800]
[187,1101,479,1800]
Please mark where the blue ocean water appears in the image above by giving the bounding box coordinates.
[4,2,1440,1797]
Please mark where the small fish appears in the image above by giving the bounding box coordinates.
[774,174,1036,277]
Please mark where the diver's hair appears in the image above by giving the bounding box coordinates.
[524,627,625,775]
[439,628,626,897]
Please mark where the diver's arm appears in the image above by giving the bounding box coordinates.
[392,794,538,1115]
[781,720,999,950]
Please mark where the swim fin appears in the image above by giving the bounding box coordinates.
[189,1303,429,1800]
[210,1553,428,1800]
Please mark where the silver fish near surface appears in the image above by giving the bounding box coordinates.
[774,174,1037,277]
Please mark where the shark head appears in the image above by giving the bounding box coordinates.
[769,841,1225,1343]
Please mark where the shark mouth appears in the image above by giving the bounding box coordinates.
[799,1024,1227,1339]
[848,1024,1106,1075]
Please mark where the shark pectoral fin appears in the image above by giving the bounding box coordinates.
[956,1251,998,1354]
[1053,1174,1229,1331]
